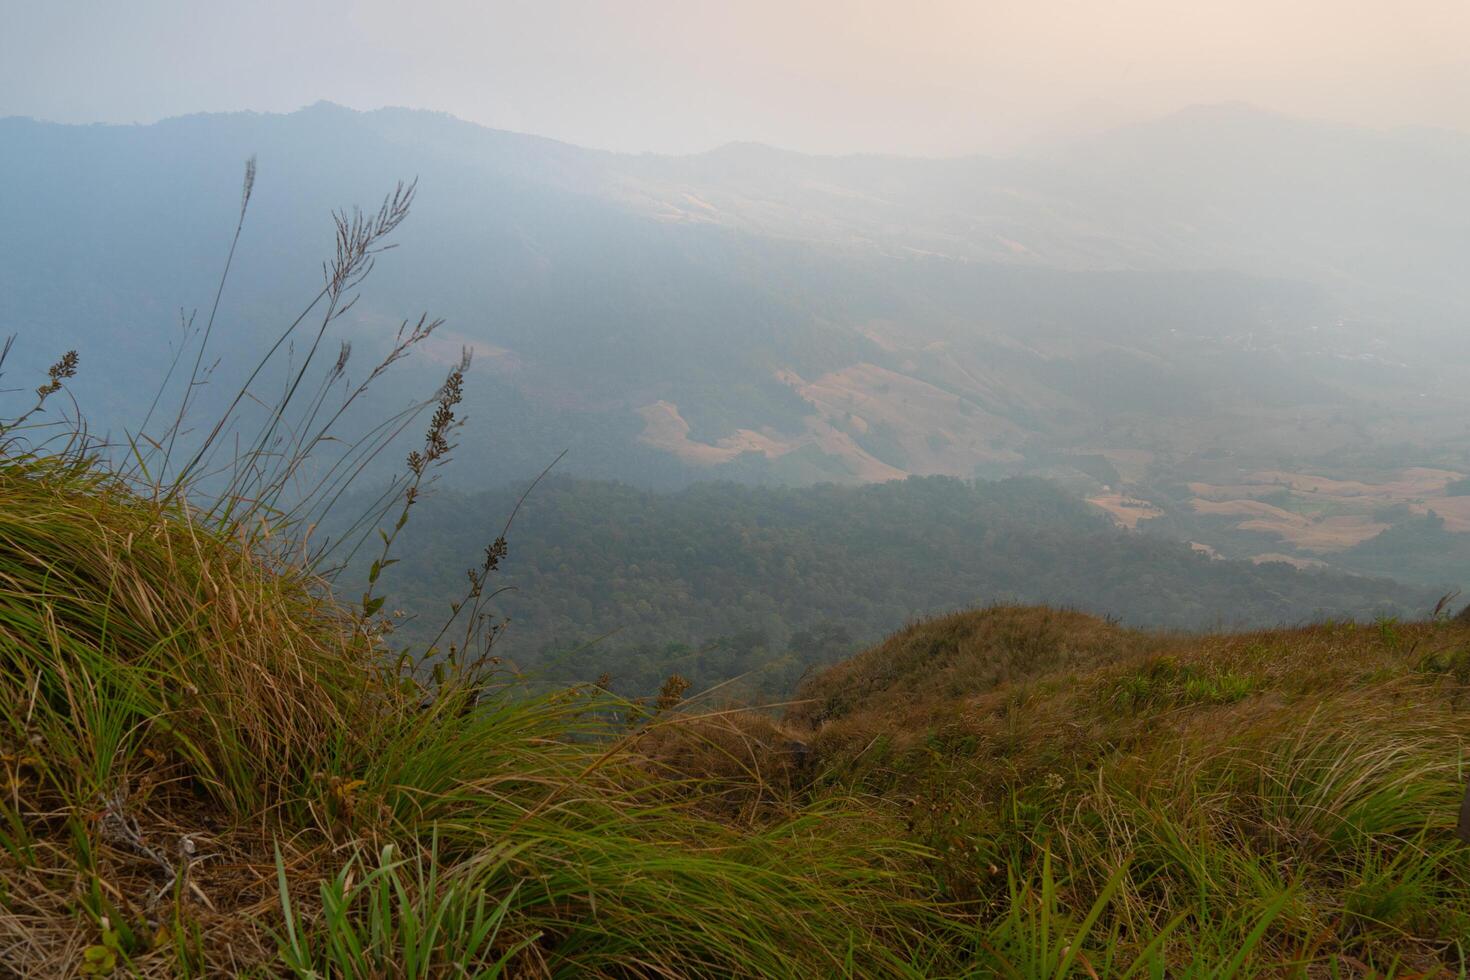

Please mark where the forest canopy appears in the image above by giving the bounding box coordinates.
[356,475,1433,696]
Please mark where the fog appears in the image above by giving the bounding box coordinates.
[4,0,1469,154]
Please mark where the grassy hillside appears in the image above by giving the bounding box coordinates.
[0,451,950,977]
[6,447,1470,974]
[789,605,1470,973]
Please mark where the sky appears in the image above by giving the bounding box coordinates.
[3,0,1469,155]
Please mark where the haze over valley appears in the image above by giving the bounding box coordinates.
[4,100,1469,600]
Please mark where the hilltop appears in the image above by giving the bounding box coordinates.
[783,604,1470,972]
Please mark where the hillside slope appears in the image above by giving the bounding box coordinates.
[5,436,1468,973]
[0,452,952,977]
[788,605,1470,972]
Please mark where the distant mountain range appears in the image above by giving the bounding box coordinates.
[3,101,1468,488]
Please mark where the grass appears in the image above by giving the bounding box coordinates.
[793,605,1470,975]
[272,838,533,977]
[7,453,1468,974]
[0,450,946,976]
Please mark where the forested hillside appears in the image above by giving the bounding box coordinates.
[358,475,1435,695]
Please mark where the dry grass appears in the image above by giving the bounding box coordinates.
[788,605,1470,973]
[636,707,815,824]
[0,454,378,974]
[8,455,1468,974]
[790,605,1180,741]
[0,452,948,978]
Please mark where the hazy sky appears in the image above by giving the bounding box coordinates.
[4,0,1469,155]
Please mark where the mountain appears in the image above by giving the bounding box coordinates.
[3,101,1468,495]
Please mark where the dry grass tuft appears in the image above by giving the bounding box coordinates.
[790,605,1470,972]
[0,455,943,977]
